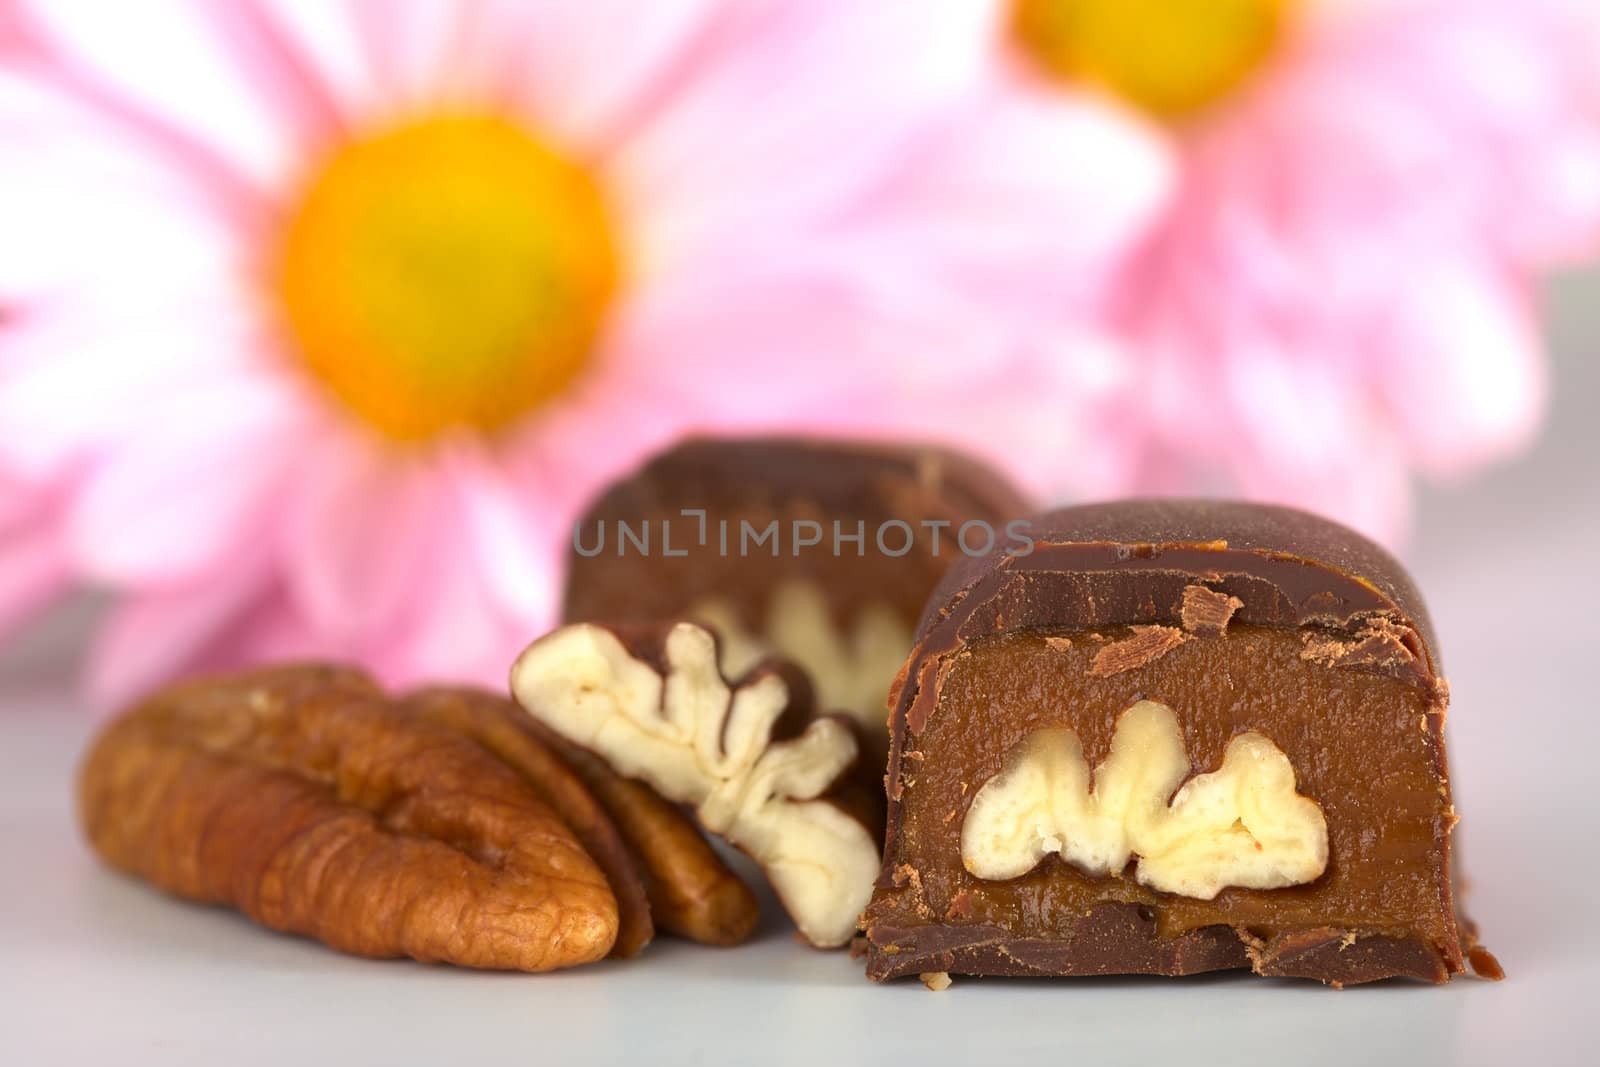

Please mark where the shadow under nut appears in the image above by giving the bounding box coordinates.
[77,664,619,972]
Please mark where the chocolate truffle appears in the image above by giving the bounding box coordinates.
[563,437,1031,770]
[862,499,1499,986]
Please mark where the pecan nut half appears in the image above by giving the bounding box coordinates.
[512,621,882,948]
[78,665,618,971]
[399,686,655,957]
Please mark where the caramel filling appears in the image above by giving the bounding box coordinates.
[896,626,1451,944]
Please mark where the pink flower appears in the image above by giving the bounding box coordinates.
[989,0,1600,542]
[0,0,1167,706]
[0,471,67,643]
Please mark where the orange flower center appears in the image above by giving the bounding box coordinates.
[274,115,619,441]
[1012,0,1290,119]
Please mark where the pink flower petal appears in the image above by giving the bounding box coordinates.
[1366,0,1600,262]
[1236,0,1600,268]
[298,0,727,184]
[437,440,560,627]
[585,258,1142,503]
[376,564,521,692]
[1374,255,1546,478]
[201,0,352,150]
[506,264,921,509]
[333,498,521,693]
[0,464,45,526]
[128,579,336,700]
[836,75,1174,317]
[66,374,310,585]
[224,588,330,668]
[1229,427,1414,551]
[0,496,69,642]
[85,541,277,711]
[16,0,299,189]
[0,71,253,301]
[881,329,1141,502]
[612,0,997,270]
[1099,0,1599,544]
[338,0,473,113]
[246,0,376,128]
[492,0,724,155]
[282,433,448,639]
[1218,341,1415,545]
[0,307,265,481]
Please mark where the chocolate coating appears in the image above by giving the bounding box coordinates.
[864,499,1494,986]
[565,436,1029,631]
[563,437,1031,770]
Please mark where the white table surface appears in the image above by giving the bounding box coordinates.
[3,272,1598,1065]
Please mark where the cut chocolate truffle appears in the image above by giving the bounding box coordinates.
[862,499,1497,987]
[563,437,1031,770]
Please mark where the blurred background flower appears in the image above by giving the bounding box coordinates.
[987,0,1600,540]
[0,470,66,638]
[1,0,1596,707]
[0,0,1168,705]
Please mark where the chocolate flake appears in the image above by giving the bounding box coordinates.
[1467,945,1505,981]
[1300,616,1420,673]
[1179,584,1243,636]
[1087,625,1190,678]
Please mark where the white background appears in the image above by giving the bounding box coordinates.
[2,267,1597,1064]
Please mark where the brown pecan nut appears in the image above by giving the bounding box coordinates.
[78,664,618,971]
[512,621,881,948]
[517,713,760,947]
[398,686,654,957]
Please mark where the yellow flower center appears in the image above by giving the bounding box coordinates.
[1012,0,1290,119]
[274,115,619,441]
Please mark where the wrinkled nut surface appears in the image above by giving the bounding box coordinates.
[517,711,760,946]
[961,699,1328,899]
[79,665,618,971]
[693,580,912,732]
[399,687,654,957]
[511,621,880,947]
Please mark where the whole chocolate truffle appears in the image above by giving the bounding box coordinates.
[563,437,1031,772]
